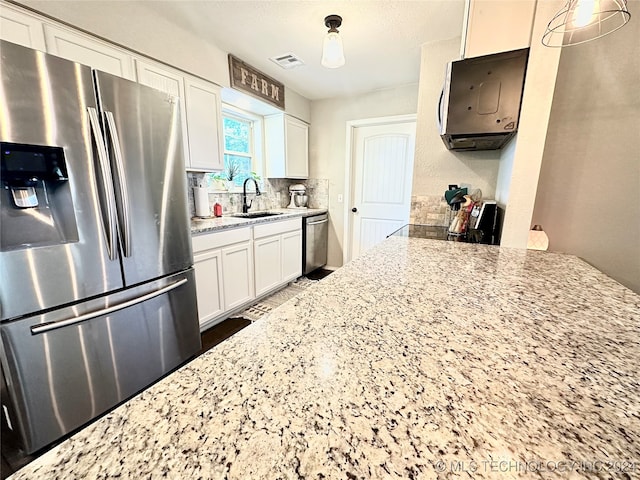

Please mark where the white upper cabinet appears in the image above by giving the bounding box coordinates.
[462,0,536,58]
[135,59,184,98]
[265,114,309,179]
[184,75,224,172]
[1,3,226,173]
[135,59,190,169]
[43,24,136,80]
[0,3,46,50]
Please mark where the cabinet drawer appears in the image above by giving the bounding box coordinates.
[253,218,301,240]
[192,227,251,253]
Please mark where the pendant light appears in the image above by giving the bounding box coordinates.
[527,225,549,250]
[321,15,345,68]
[542,0,631,47]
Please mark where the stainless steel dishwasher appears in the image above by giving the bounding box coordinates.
[303,213,328,275]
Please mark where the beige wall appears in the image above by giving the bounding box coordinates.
[532,18,640,293]
[495,0,563,248]
[412,37,500,203]
[309,84,420,268]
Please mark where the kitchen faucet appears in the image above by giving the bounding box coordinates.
[242,178,261,213]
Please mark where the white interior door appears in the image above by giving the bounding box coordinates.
[349,121,416,259]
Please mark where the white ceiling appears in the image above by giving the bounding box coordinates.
[19,0,466,101]
[150,1,466,100]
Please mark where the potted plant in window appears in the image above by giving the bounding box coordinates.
[250,171,261,184]
[211,161,241,191]
[223,160,241,191]
[211,173,228,191]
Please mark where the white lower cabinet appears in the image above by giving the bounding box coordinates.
[254,235,283,297]
[192,226,254,330]
[193,249,224,326]
[221,241,254,311]
[282,229,303,283]
[254,218,302,297]
[192,218,302,331]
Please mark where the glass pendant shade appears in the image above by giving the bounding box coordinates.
[321,31,345,68]
[542,0,631,47]
[527,225,549,251]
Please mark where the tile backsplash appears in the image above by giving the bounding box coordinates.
[186,173,329,217]
[409,194,454,227]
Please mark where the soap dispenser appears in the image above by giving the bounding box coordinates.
[213,197,222,217]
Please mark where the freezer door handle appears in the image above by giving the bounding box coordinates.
[87,107,118,261]
[30,278,188,335]
[104,110,132,258]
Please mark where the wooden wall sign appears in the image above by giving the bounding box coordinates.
[228,55,285,109]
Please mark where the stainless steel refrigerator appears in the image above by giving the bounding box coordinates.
[0,40,201,454]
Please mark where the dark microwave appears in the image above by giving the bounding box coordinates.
[438,48,529,151]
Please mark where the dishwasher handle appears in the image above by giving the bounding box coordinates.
[307,218,328,226]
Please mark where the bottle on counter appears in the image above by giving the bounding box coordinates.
[213,198,223,217]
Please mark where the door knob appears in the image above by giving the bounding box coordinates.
[351,207,358,213]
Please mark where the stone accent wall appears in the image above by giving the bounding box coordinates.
[409,194,454,227]
[186,173,329,217]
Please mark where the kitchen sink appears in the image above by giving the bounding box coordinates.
[230,212,284,219]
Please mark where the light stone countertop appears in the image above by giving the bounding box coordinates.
[10,238,640,479]
[191,208,327,235]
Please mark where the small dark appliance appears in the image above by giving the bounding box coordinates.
[467,200,502,245]
[439,48,529,151]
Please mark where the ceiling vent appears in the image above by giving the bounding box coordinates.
[269,53,305,69]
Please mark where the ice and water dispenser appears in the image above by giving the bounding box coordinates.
[1,142,78,251]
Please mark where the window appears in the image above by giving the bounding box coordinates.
[223,114,253,187]
[206,106,262,190]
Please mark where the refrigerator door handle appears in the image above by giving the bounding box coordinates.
[87,106,118,261]
[30,278,188,335]
[104,110,132,258]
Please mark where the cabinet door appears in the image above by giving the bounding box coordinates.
[282,230,302,283]
[254,235,283,297]
[43,24,136,80]
[264,115,285,178]
[193,249,225,327]
[184,75,224,171]
[0,4,46,50]
[221,241,254,311]
[463,0,536,57]
[136,59,190,169]
[284,116,309,179]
